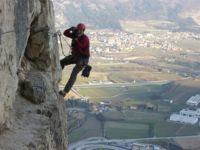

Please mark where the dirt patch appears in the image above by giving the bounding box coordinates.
[175,137,200,150]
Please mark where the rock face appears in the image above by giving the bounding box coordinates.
[0,0,67,149]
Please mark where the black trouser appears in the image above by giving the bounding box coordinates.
[60,55,89,93]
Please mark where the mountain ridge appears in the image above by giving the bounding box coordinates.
[52,0,200,32]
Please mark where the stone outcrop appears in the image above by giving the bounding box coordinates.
[0,0,67,149]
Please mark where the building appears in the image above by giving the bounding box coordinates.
[170,113,198,125]
[180,108,200,118]
[99,101,111,106]
[186,94,200,106]
[132,143,160,150]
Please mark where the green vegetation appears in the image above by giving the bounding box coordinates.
[105,121,149,139]
[77,87,123,100]
[155,122,200,137]
[77,80,200,111]
[77,83,170,103]
[68,79,200,143]
[68,116,102,143]
[103,110,200,139]
[122,110,165,123]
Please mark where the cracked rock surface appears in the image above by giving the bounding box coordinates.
[0,0,67,149]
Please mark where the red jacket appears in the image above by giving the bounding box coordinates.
[63,28,90,57]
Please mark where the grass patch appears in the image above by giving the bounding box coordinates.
[155,122,200,137]
[105,121,149,139]
[68,116,102,143]
[77,83,169,102]
[122,110,165,123]
[77,87,123,100]
[103,111,200,139]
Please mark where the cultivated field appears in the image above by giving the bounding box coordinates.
[68,79,200,143]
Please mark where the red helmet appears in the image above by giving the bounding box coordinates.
[76,23,86,31]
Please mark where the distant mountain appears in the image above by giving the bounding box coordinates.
[52,0,200,32]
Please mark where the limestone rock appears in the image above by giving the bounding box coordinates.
[21,72,47,104]
[0,0,67,149]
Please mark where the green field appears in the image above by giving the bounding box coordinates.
[103,110,200,139]
[77,84,166,101]
[68,116,102,143]
[155,122,200,137]
[76,82,172,113]
[68,109,200,143]
[122,110,165,122]
[77,79,200,110]
[105,121,149,139]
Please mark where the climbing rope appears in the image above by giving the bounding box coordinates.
[61,33,71,48]
[0,28,25,44]
[0,26,71,50]
[57,30,66,57]
[1,26,73,73]
[0,29,15,36]
[0,26,71,55]
[56,30,72,57]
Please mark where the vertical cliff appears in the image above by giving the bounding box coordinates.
[0,0,67,149]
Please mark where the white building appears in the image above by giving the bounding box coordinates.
[180,109,200,118]
[170,113,198,125]
[186,94,200,106]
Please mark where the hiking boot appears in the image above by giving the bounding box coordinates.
[59,90,66,97]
